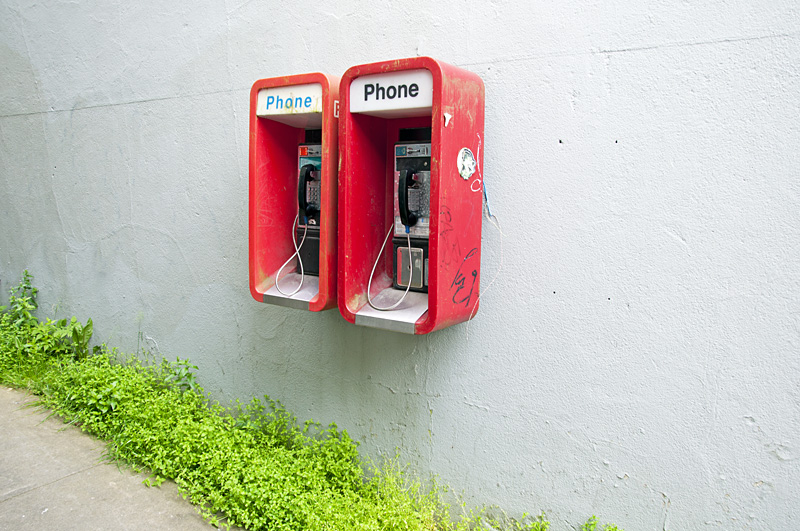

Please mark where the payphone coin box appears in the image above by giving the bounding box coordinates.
[248,73,339,312]
[338,57,485,334]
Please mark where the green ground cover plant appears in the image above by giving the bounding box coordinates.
[0,271,621,531]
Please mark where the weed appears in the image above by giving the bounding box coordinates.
[581,516,621,531]
[5,269,38,327]
[160,356,199,392]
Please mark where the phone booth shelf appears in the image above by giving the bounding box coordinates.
[338,56,485,334]
[248,72,339,312]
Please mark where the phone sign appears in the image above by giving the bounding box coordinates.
[256,83,323,117]
[350,70,433,117]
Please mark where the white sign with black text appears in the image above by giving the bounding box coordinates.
[350,70,433,118]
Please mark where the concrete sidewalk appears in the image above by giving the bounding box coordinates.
[0,386,217,530]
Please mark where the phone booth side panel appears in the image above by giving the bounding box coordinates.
[249,82,300,301]
[249,73,339,312]
[417,63,485,334]
[337,68,385,323]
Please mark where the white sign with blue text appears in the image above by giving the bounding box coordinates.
[350,70,433,118]
[256,83,323,117]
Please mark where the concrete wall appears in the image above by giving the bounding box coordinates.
[2,1,799,528]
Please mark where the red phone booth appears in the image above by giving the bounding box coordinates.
[338,57,485,334]
[249,73,339,311]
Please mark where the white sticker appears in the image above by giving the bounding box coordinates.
[457,147,476,180]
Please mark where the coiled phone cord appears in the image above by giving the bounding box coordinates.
[367,224,413,311]
[275,214,308,297]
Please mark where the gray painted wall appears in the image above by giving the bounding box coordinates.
[2,1,799,529]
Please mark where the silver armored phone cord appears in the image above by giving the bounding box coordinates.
[367,225,413,311]
[275,214,308,297]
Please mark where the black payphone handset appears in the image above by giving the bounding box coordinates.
[298,163,319,225]
[367,128,431,311]
[397,170,418,227]
[275,131,322,297]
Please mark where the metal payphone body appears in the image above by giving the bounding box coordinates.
[392,139,431,292]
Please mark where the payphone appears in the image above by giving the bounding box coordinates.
[248,73,339,312]
[338,57,485,334]
[295,139,322,275]
[274,132,322,296]
[366,129,431,311]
